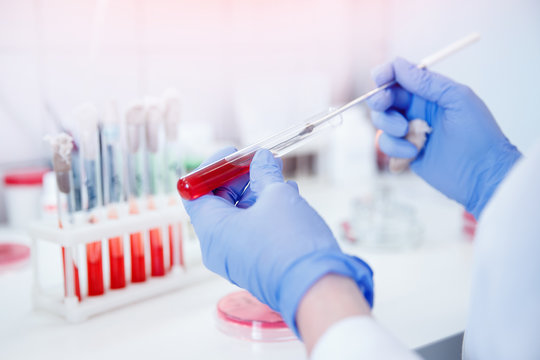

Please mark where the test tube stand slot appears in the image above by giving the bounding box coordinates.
[29,203,208,323]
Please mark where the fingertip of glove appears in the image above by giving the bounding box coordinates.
[251,150,283,178]
[252,149,278,168]
[250,150,284,194]
[393,57,421,84]
[366,90,393,111]
[371,61,394,85]
[379,132,419,159]
[394,57,415,70]
[286,180,299,194]
[372,110,409,137]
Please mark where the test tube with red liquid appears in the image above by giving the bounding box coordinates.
[86,239,104,296]
[101,102,127,289]
[106,209,125,289]
[177,110,343,200]
[149,228,164,276]
[168,219,184,269]
[148,198,165,276]
[78,104,105,297]
[61,235,81,301]
[46,133,82,301]
[129,200,146,283]
[162,90,184,271]
[145,100,166,277]
[126,103,148,283]
[108,235,125,288]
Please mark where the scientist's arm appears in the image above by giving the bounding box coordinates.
[367,58,521,219]
[298,274,420,359]
[297,274,370,352]
[183,149,418,359]
[463,141,540,359]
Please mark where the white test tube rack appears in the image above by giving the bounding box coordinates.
[28,200,210,323]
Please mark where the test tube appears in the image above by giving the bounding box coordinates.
[125,103,147,283]
[145,99,165,277]
[77,104,104,297]
[163,90,184,270]
[177,110,343,200]
[177,34,482,201]
[101,101,126,289]
[46,133,82,301]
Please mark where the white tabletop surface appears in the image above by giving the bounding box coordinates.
[0,174,474,360]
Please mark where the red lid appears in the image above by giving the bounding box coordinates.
[4,168,50,186]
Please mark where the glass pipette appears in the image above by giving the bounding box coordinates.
[177,33,480,201]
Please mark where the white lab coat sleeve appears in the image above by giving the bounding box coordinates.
[463,140,540,359]
[311,316,421,360]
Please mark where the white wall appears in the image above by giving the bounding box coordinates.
[385,0,540,152]
[0,0,387,160]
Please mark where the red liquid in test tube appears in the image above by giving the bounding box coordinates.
[109,236,125,289]
[86,241,104,296]
[168,225,174,270]
[59,220,81,301]
[130,232,146,282]
[177,154,254,201]
[107,209,125,289]
[149,227,165,276]
[61,247,81,301]
[86,216,104,296]
[129,201,146,283]
[168,223,184,270]
[147,198,165,276]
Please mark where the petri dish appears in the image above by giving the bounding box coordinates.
[0,243,30,273]
[216,291,295,342]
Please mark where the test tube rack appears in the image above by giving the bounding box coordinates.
[28,200,209,323]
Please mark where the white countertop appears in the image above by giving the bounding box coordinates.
[0,174,474,359]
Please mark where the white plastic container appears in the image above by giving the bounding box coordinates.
[4,168,48,229]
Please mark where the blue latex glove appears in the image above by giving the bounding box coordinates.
[367,57,522,219]
[183,147,374,337]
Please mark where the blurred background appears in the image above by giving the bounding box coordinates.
[1,0,539,223]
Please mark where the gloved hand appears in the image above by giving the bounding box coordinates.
[182,147,374,337]
[367,57,522,219]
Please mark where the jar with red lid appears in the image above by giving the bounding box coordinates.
[4,168,49,228]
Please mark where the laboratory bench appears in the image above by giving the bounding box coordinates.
[0,174,474,359]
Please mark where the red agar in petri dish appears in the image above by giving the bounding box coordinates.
[0,243,30,273]
[216,291,295,342]
[177,153,254,201]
